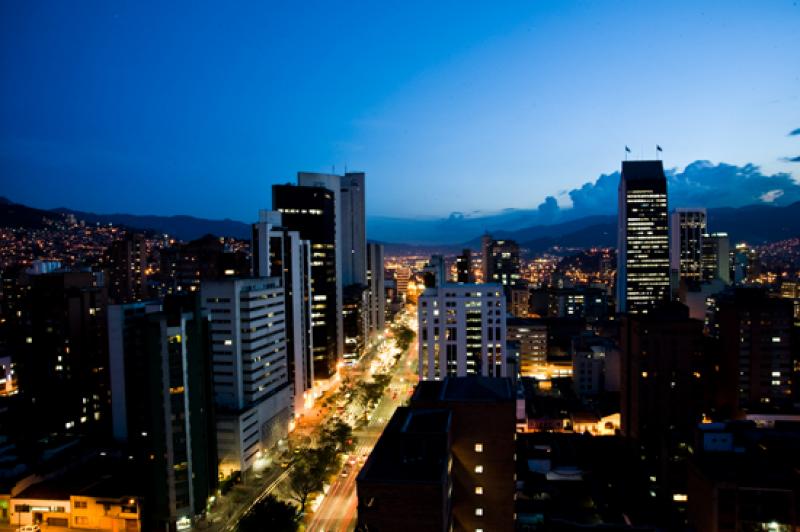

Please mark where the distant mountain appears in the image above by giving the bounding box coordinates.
[0,197,251,241]
[503,202,800,255]
[0,197,61,229]
[48,208,252,241]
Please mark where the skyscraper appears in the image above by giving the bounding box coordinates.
[108,294,217,530]
[455,249,472,284]
[418,284,507,380]
[485,239,522,289]
[273,183,341,381]
[616,160,670,314]
[701,232,731,284]
[339,172,367,287]
[106,233,148,303]
[670,208,706,284]
[201,277,291,476]
[366,242,386,334]
[252,210,315,416]
[14,270,110,440]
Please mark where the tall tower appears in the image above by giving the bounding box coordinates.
[616,160,670,314]
[340,172,367,287]
[366,242,385,334]
[273,183,341,380]
[670,208,706,284]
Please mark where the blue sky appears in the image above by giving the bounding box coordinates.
[1,1,798,220]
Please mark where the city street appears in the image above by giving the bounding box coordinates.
[305,331,418,531]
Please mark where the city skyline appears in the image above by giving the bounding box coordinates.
[2,1,800,220]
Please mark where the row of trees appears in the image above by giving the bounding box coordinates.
[287,418,355,512]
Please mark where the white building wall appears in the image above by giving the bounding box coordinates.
[418,283,507,380]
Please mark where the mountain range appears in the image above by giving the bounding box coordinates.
[2,196,799,257]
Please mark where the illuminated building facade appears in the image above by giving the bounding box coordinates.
[670,208,706,283]
[418,284,507,380]
[273,183,341,380]
[252,210,315,416]
[701,232,731,284]
[455,249,472,284]
[506,318,547,378]
[366,242,386,334]
[616,160,670,314]
[108,294,217,530]
[201,277,291,475]
[106,232,148,303]
[485,239,523,289]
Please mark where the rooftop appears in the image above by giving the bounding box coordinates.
[413,376,514,403]
[358,407,451,484]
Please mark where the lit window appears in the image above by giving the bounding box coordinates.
[224,339,233,346]
[475,486,483,495]
[772,337,781,343]
[474,443,483,453]
[474,465,483,474]
[475,508,483,516]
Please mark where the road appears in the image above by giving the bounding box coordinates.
[306,334,418,532]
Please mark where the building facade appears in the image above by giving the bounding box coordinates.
[616,160,671,314]
[670,208,706,284]
[366,242,386,335]
[201,277,291,476]
[418,284,507,380]
[273,183,341,381]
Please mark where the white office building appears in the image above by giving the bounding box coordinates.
[418,283,507,380]
[201,277,291,476]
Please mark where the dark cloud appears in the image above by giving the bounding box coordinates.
[564,160,800,216]
[789,128,800,136]
[782,155,800,162]
[536,196,559,218]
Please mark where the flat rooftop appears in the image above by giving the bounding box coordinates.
[413,376,514,403]
[358,407,451,484]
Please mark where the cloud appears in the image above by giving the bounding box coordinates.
[789,128,800,136]
[536,196,559,218]
[782,155,800,163]
[760,189,784,203]
[563,160,800,217]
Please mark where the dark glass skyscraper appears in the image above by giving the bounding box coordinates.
[273,184,340,380]
[616,160,670,314]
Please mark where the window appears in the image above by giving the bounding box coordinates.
[474,465,483,474]
[474,443,483,453]
[475,486,483,495]
[475,508,484,516]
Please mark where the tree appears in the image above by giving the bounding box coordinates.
[287,445,339,512]
[238,495,299,532]
[320,418,354,451]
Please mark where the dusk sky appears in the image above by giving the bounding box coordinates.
[1,1,799,221]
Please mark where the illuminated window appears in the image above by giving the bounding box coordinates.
[475,508,483,516]
[475,486,483,495]
[474,443,483,452]
[224,339,233,346]
[474,465,483,474]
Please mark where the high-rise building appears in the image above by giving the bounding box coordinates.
[108,295,217,530]
[506,318,547,378]
[422,255,447,288]
[616,160,670,314]
[252,210,315,416]
[485,239,522,289]
[418,284,507,380]
[670,208,706,284]
[358,377,516,532]
[366,242,385,334]
[339,172,367,287]
[157,235,249,296]
[395,267,411,301]
[701,232,731,284]
[620,302,705,518]
[201,277,291,476]
[273,183,341,381]
[13,271,110,441]
[106,233,148,303]
[480,233,492,283]
[710,288,796,414]
[342,284,368,364]
[455,249,472,284]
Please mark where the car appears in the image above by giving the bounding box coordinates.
[17,526,41,532]
[341,466,351,477]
